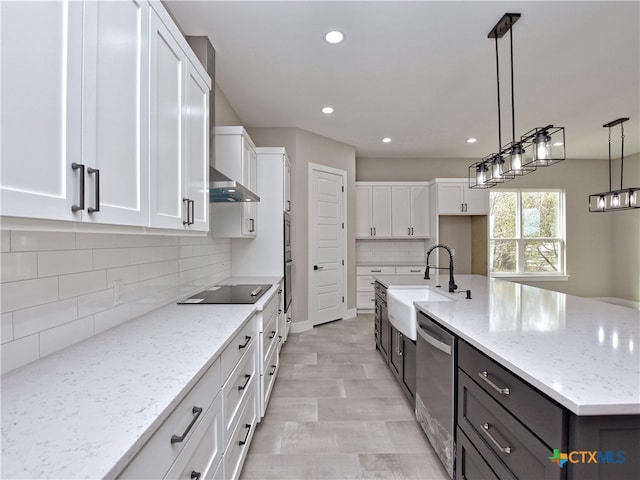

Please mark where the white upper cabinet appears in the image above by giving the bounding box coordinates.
[148,9,185,229]
[1,0,210,233]
[211,127,259,238]
[391,185,430,237]
[436,179,489,214]
[356,185,392,238]
[184,61,210,232]
[0,0,84,221]
[284,158,292,212]
[81,0,149,226]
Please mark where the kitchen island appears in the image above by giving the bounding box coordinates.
[375,274,640,480]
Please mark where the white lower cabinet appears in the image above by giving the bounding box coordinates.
[119,314,259,480]
[256,291,280,419]
[356,265,425,311]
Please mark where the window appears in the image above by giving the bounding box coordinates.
[489,190,566,278]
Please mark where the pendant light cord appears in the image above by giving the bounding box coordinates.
[620,122,625,189]
[495,36,502,153]
[510,21,516,145]
[608,126,612,192]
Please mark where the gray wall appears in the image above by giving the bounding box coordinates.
[357,155,639,302]
[247,128,357,328]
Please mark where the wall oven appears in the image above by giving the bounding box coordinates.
[284,211,292,312]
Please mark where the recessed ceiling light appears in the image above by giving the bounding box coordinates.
[322,106,334,114]
[324,30,344,44]
[467,138,477,144]
[382,137,392,143]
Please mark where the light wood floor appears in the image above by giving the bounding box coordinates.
[239,315,450,480]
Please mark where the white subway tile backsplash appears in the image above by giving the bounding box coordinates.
[1,334,39,374]
[39,316,94,358]
[75,232,121,249]
[59,270,107,299]
[0,277,59,313]
[0,229,231,373]
[0,252,38,282]
[78,289,115,318]
[12,298,78,339]
[93,248,131,270]
[356,239,427,264]
[1,229,10,252]
[38,249,93,277]
[94,304,131,335]
[1,312,14,344]
[11,231,76,251]
[106,265,140,287]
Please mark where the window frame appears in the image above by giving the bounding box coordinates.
[489,189,568,281]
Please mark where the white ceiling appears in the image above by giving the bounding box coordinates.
[166,1,640,160]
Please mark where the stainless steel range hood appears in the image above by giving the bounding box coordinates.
[186,35,259,203]
[209,166,260,202]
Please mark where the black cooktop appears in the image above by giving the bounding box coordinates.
[178,284,271,305]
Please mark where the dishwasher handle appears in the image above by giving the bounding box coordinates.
[417,323,452,355]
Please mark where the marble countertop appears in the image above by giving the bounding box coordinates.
[1,278,281,479]
[375,274,640,416]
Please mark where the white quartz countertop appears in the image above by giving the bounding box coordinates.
[1,279,281,479]
[375,274,640,416]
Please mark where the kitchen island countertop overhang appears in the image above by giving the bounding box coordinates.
[375,274,640,416]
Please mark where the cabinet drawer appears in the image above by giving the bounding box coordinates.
[222,340,257,447]
[164,393,223,480]
[261,337,279,418]
[357,275,376,291]
[457,370,562,480]
[356,266,395,275]
[261,307,278,368]
[357,292,376,309]
[260,291,279,331]
[222,314,257,382]
[395,266,424,275]
[223,387,257,480]
[119,359,222,479]
[456,427,512,480]
[458,340,565,447]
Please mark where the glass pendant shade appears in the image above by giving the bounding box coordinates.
[502,142,535,176]
[488,154,514,182]
[468,161,497,189]
[521,126,566,168]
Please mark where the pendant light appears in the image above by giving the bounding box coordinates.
[589,117,639,212]
[469,13,565,188]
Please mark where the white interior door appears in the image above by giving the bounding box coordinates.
[309,164,346,326]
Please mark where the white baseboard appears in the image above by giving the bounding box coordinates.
[590,297,640,310]
[289,319,313,333]
[344,308,358,320]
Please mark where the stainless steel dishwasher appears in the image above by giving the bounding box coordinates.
[416,310,456,478]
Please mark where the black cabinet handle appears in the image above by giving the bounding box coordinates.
[411,227,414,235]
[238,335,251,349]
[269,330,276,339]
[269,364,277,376]
[249,218,255,232]
[190,199,195,225]
[87,168,100,213]
[190,471,201,480]
[238,374,251,391]
[170,406,203,444]
[239,424,251,446]
[71,163,85,212]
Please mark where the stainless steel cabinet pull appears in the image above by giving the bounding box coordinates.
[170,406,203,444]
[239,424,251,446]
[87,168,100,213]
[238,335,251,349]
[190,471,201,480]
[480,423,512,454]
[238,374,251,391]
[478,371,510,395]
[183,198,190,225]
[269,330,276,339]
[269,364,277,376]
[71,163,85,212]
